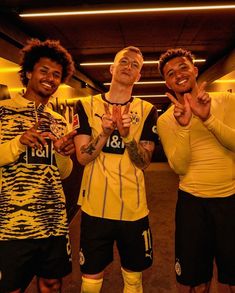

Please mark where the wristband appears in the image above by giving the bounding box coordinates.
[122,135,134,144]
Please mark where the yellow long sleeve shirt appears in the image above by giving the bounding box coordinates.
[157,92,235,198]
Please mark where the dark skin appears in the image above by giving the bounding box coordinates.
[20,124,76,156]
[19,57,76,156]
[10,57,75,293]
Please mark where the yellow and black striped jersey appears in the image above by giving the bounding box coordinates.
[74,94,158,221]
[0,94,72,240]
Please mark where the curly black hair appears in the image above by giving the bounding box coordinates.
[19,39,75,86]
[158,48,195,77]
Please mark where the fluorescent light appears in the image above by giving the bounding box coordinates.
[80,59,206,66]
[104,81,165,85]
[80,61,158,66]
[135,81,166,85]
[133,95,167,98]
[194,59,206,63]
[19,5,235,17]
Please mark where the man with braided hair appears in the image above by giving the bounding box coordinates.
[157,48,235,293]
[74,46,158,293]
[0,39,76,292]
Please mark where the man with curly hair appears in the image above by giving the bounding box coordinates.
[157,48,235,293]
[0,39,76,292]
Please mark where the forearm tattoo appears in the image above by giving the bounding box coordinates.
[80,134,102,155]
[125,139,152,169]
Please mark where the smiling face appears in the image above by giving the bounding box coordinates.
[163,56,198,96]
[26,57,62,103]
[110,49,143,86]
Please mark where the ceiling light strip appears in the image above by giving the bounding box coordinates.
[80,59,206,66]
[104,81,166,85]
[133,95,167,98]
[19,5,235,17]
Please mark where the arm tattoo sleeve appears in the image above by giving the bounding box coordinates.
[125,139,153,169]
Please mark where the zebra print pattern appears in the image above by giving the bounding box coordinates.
[0,98,69,240]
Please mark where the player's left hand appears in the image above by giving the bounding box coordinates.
[53,130,77,156]
[186,81,211,121]
[114,103,131,138]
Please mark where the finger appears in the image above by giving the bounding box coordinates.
[62,147,75,156]
[198,92,210,104]
[65,130,77,139]
[104,103,111,115]
[122,102,130,115]
[33,120,41,130]
[27,131,47,148]
[184,93,192,103]
[123,121,131,128]
[62,143,75,152]
[166,92,179,105]
[112,104,118,122]
[117,105,122,119]
[35,133,48,146]
[41,132,56,141]
[198,81,207,93]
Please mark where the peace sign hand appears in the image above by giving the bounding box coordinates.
[114,103,131,138]
[186,81,211,121]
[166,92,192,126]
[102,103,116,136]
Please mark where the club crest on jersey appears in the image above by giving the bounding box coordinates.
[50,122,62,139]
[130,111,140,125]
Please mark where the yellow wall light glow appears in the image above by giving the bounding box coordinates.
[0,67,20,73]
[213,79,235,83]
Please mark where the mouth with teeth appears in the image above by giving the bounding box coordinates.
[177,78,188,85]
[175,78,193,93]
[41,82,53,90]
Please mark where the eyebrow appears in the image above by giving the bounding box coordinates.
[40,65,62,74]
[165,62,188,75]
[165,68,173,76]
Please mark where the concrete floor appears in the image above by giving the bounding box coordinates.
[26,162,222,292]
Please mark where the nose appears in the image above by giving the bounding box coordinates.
[46,71,54,81]
[125,61,132,70]
[175,70,183,78]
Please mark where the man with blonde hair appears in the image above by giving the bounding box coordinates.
[74,46,158,292]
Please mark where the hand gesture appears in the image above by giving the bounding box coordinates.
[166,92,192,126]
[114,103,131,137]
[186,81,211,121]
[102,103,116,136]
[20,123,47,149]
[53,130,77,156]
